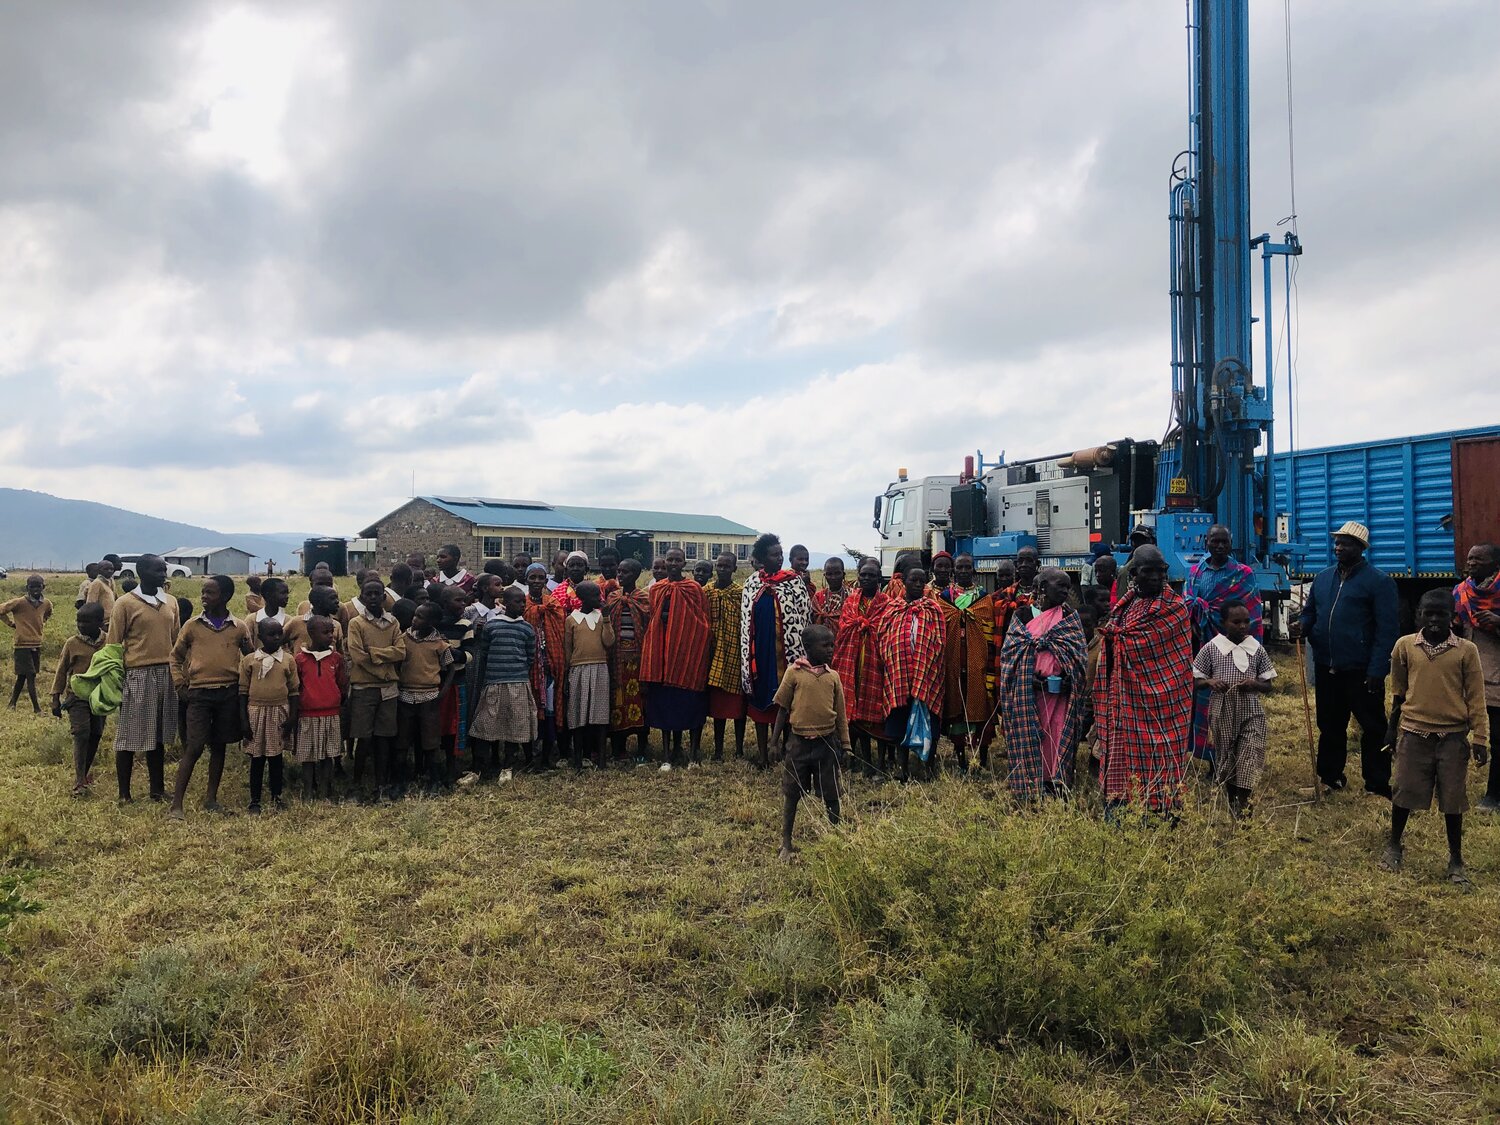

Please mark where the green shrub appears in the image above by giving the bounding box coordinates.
[35,724,70,766]
[0,869,40,953]
[291,976,453,1124]
[735,918,841,1006]
[628,1012,827,1125]
[833,985,995,1120]
[1220,1016,1373,1122]
[460,1024,620,1124]
[808,793,1382,1055]
[64,946,257,1060]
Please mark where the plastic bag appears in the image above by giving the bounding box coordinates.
[901,700,934,762]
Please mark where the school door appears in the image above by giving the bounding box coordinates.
[1452,436,1500,571]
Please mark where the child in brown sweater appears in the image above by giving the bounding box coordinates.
[1,574,53,711]
[244,574,265,615]
[51,602,107,795]
[107,554,180,803]
[1382,589,1491,885]
[564,581,615,770]
[284,585,345,654]
[771,624,850,861]
[347,578,406,803]
[168,575,252,820]
[398,601,458,795]
[239,618,301,813]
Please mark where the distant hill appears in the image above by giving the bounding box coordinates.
[0,489,324,571]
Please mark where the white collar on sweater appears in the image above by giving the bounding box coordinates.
[353,601,395,625]
[303,648,335,662]
[254,607,286,625]
[569,608,602,629]
[132,588,168,607]
[252,648,286,677]
[440,569,469,585]
[1210,633,1262,672]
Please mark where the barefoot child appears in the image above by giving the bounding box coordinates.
[347,578,406,803]
[52,602,107,795]
[239,618,300,813]
[398,601,458,795]
[772,624,849,860]
[168,575,252,819]
[294,614,347,801]
[1382,589,1491,884]
[565,580,615,770]
[1191,599,1275,817]
[468,586,540,774]
[1,575,53,711]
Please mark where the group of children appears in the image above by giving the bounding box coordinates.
[2,536,1492,873]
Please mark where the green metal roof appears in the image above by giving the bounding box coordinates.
[552,505,757,537]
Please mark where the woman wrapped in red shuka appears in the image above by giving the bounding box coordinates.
[640,547,711,766]
[876,565,947,781]
[832,557,892,777]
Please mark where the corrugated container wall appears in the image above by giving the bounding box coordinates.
[1266,426,1499,580]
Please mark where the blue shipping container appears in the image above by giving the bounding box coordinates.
[1263,426,1500,580]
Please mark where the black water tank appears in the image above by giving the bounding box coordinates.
[614,533,653,569]
[302,538,348,576]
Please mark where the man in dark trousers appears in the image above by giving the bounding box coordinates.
[1293,521,1399,796]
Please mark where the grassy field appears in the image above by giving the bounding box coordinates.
[0,573,1498,1123]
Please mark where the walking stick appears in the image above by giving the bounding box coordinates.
[1294,638,1321,803]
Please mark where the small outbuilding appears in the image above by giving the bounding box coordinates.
[162,546,257,576]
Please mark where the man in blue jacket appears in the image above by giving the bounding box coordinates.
[1293,521,1399,796]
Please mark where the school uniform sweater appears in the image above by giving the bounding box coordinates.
[0,596,53,648]
[283,613,344,655]
[76,578,92,606]
[239,649,300,705]
[86,577,116,616]
[346,611,406,687]
[170,616,249,690]
[773,664,851,747]
[52,633,106,701]
[1390,633,1490,746]
[295,650,346,717]
[564,611,614,667]
[399,631,453,692]
[107,590,180,669]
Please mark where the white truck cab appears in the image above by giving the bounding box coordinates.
[872,473,959,571]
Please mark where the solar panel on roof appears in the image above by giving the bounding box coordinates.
[433,495,479,505]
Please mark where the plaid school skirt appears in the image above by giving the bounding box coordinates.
[114,664,178,754]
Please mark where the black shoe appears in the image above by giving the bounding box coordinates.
[248,802,262,815]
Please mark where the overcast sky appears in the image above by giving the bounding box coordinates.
[2,1,1496,553]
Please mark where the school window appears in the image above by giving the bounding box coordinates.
[657,540,680,555]
[481,536,504,558]
[684,542,698,560]
[522,537,541,556]
[559,539,575,553]
[736,543,751,562]
[709,543,724,560]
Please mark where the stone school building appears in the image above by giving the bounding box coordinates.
[359,496,759,570]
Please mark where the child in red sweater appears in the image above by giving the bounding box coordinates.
[294,615,348,801]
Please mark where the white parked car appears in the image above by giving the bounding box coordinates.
[113,555,193,580]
